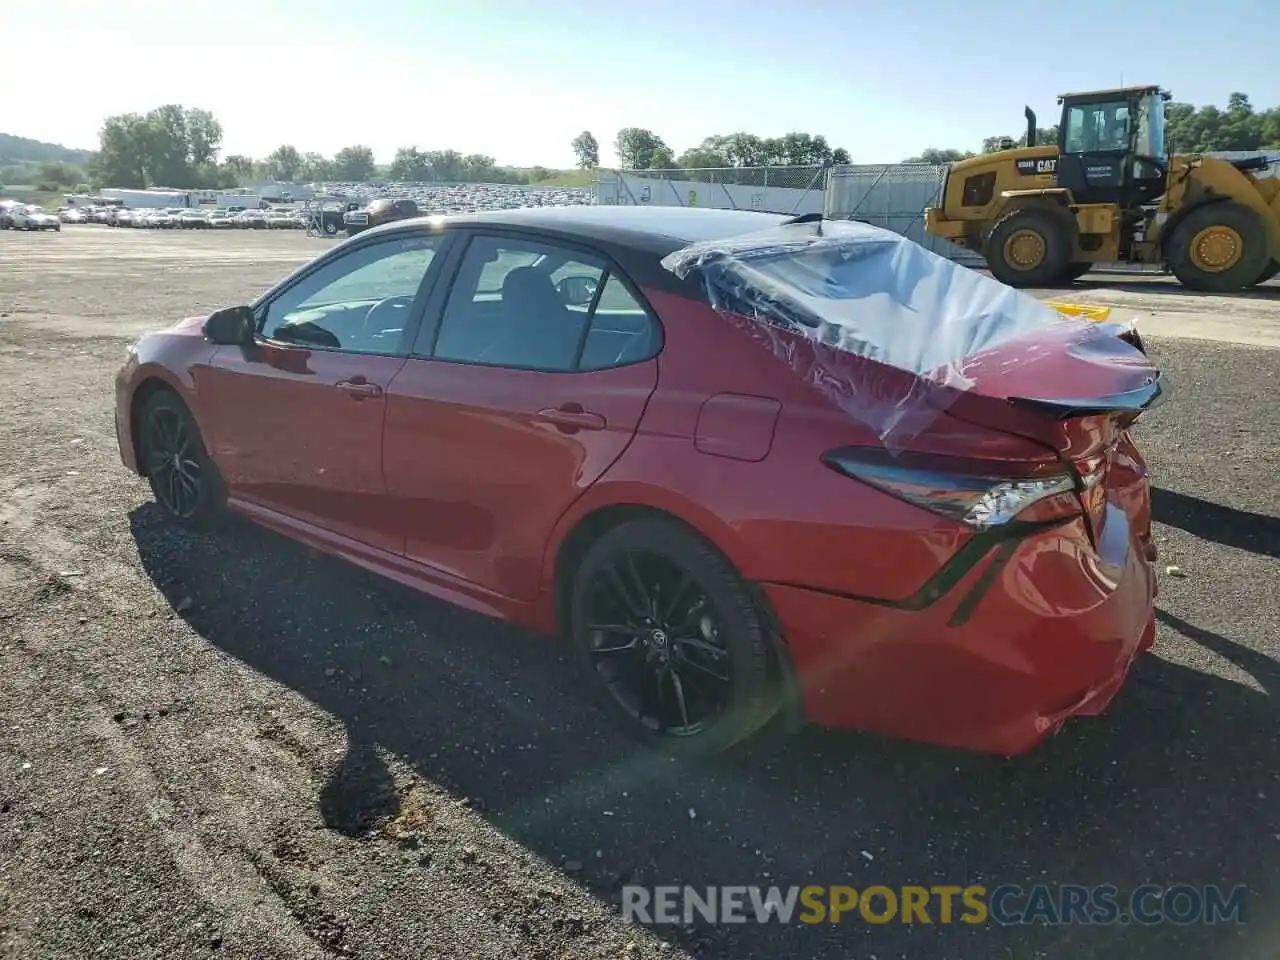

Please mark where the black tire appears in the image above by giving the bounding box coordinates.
[984,207,1075,287]
[1061,262,1092,282]
[1167,201,1269,293]
[137,390,225,529]
[323,221,338,236]
[1251,260,1279,287]
[568,518,782,757]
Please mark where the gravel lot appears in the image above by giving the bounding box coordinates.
[1,227,1278,960]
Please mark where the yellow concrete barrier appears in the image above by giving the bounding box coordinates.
[1046,301,1112,322]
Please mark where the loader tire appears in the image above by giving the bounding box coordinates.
[1167,202,1268,293]
[1061,262,1092,283]
[985,207,1074,288]
[1250,260,1279,287]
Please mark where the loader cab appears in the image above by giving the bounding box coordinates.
[1055,85,1170,209]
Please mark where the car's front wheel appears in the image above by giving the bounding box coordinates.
[138,390,225,528]
[568,518,782,756]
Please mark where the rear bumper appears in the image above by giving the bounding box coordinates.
[764,510,1157,755]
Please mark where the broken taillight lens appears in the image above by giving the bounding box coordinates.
[822,449,1081,530]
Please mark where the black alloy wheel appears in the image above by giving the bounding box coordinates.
[569,519,780,755]
[139,391,223,528]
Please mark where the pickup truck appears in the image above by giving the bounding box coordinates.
[343,198,420,236]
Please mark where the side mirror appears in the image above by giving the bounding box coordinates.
[557,274,599,307]
[203,305,256,345]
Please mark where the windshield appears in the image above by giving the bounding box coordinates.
[1064,100,1132,153]
[1135,93,1167,159]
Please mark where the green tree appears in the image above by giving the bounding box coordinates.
[424,149,464,181]
[677,138,730,170]
[266,145,301,181]
[90,112,150,188]
[222,154,255,181]
[88,105,226,189]
[388,147,430,181]
[571,130,599,169]
[37,161,84,189]
[614,128,667,170]
[647,146,676,170]
[185,108,222,167]
[462,153,498,181]
[298,152,333,181]
[332,145,376,181]
[904,148,975,164]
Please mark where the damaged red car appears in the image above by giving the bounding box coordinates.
[114,206,1161,756]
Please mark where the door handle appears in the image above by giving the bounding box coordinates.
[336,377,383,399]
[536,404,607,433]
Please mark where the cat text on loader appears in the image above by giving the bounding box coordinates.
[924,85,1280,291]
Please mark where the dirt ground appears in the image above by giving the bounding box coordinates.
[1,226,1278,960]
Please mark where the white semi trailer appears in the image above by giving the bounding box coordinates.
[99,188,195,209]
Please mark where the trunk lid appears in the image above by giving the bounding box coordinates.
[946,319,1161,460]
[944,321,1161,546]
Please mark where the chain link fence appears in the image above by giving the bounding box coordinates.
[595,165,828,215]
[595,161,1175,273]
[822,164,975,261]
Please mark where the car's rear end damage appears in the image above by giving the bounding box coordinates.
[660,218,1161,753]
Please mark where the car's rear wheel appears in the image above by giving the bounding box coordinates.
[568,518,781,756]
[138,390,225,528]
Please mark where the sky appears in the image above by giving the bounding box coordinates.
[5,0,1280,169]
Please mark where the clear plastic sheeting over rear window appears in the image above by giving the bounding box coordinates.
[659,219,1102,451]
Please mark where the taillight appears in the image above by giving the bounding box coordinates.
[822,448,1081,530]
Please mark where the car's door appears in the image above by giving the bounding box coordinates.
[383,231,662,600]
[199,230,449,553]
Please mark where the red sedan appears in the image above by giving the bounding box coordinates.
[114,207,1160,756]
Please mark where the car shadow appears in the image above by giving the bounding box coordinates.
[128,506,1279,960]
[1151,487,1280,560]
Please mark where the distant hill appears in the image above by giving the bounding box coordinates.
[0,133,92,167]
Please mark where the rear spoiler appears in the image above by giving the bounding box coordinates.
[1007,374,1165,420]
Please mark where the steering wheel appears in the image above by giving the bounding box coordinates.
[360,295,415,342]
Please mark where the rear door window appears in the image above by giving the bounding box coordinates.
[418,234,660,372]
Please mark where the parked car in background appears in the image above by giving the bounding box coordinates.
[236,209,267,229]
[265,208,298,229]
[207,210,236,229]
[59,207,88,224]
[344,197,419,236]
[113,207,1162,758]
[9,205,61,231]
[0,200,22,229]
[179,209,210,229]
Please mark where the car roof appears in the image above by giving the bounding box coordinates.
[359,206,800,298]
[383,205,791,254]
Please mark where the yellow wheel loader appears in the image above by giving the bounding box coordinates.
[924,86,1280,291]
